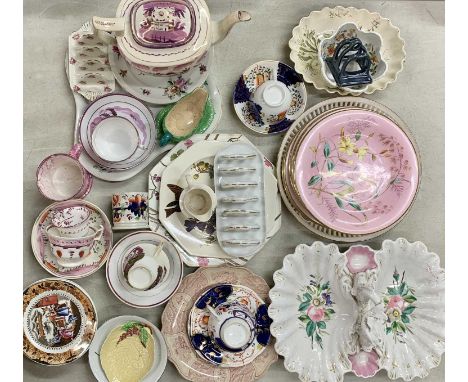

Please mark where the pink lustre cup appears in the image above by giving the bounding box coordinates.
[36,144,93,201]
[46,225,103,268]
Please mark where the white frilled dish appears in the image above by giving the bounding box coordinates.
[269,238,445,382]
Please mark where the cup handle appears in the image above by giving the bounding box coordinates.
[69,144,83,159]
[92,16,125,45]
[94,225,104,241]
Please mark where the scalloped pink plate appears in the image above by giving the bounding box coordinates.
[294,110,418,234]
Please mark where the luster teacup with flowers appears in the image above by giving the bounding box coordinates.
[112,192,149,230]
[46,225,103,268]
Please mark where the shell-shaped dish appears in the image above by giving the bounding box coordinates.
[289,6,405,95]
[318,22,387,93]
[268,242,358,382]
[358,238,445,381]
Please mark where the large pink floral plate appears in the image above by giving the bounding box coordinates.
[294,110,419,234]
[31,200,113,279]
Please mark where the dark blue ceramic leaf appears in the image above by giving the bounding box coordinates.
[190,333,223,365]
[277,62,303,86]
[195,284,233,309]
[256,326,271,346]
[248,101,264,125]
[233,76,251,104]
[267,118,293,134]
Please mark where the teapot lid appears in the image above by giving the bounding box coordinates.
[131,0,196,48]
[117,0,210,67]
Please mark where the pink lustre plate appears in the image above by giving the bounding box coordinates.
[294,110,419,234]
[31,200,113,279]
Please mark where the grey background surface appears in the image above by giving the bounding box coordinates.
[23,0,444,381]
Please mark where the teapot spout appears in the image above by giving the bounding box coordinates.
[211,11,251,45]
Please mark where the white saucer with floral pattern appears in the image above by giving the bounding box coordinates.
[109,44,212,105]
[233,60,307,134]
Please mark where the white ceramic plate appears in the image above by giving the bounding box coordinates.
[109,44,212,105]
[88,315,167,382]
[269,242,358,382]
[157,135,281,262]
[31,200,113,279]
[106,231,183,308]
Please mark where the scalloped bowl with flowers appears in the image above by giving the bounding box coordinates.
[318,22,387,94]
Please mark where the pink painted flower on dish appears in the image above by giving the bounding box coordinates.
[349,350,380,378]
[387,295,405,310]
[306,306,325,322]
[197,257,209,267]
[184,139,194,148]
[345,245,377,274]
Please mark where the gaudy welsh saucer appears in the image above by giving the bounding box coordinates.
[233,60,307,134]
[161,266,278,382]
[31,200,113,279]
[188,284,271,367]
[23,278,97,366]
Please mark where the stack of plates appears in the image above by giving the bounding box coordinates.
[277,97,421,242]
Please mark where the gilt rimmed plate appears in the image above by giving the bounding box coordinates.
[106,231,183,308]
[88,315,167,382]
[161,266,278,382]
[157,135,281,263]
[79,93,156,170]
[289,6,405,95]
[109,45,212,105]
[31,200,113,279]
[188,284,269,367]
[268,242,358,382]
[277,97,421,242]
[294,109,419,235]
[23,278,97,366]
[233,60,307,134]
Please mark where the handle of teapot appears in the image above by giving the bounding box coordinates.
[92,16,125,45]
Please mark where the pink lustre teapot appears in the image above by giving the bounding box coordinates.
[93,0,250,77]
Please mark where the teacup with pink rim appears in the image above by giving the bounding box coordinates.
[51,206,91,238]
[46,224,103,268]
[36,144,93,201]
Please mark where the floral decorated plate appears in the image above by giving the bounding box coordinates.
[188,284,270,367]
[23,278,97,366]
[157,134,281,262]
[277,97,420,242]
[294,109,419,235]
[162,266,278,382]
[78,93,156,170]
[109,44,211,105]
[31,200,113,279]
[233,60,307,134]
[106,231,183,308]
[289,6,405,95]
[269,242,358,382]
[344,238,445,380]
[88,315,167,382]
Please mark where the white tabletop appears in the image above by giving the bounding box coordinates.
[23,0,444,381]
